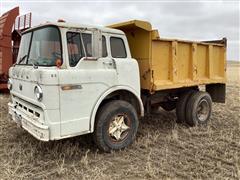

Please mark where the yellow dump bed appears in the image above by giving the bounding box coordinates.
[109,20,227,92]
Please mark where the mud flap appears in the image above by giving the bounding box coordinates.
[206,83,226,103]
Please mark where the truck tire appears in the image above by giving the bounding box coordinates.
[160,101,176,111]
[93,100,139,152]
[176,90,195,123]
[186,91,212,126]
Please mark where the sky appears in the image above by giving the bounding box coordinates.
[1,0,239,61]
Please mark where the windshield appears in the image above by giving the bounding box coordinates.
[17,26,62,66]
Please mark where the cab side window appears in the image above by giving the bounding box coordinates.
[82,33,92,57]
[67,32,83,67]
[67,32,93,66]
[110,37,127,58]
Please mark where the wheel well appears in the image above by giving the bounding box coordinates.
[98,90,142,117]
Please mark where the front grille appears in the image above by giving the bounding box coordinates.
[12,96,43,121]
[15,101,40,118]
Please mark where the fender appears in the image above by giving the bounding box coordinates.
[89,85,144,132]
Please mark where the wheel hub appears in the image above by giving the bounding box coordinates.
[109,115,130,141]
[197,99,209,121]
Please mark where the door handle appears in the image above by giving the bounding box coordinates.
[103,59,117,73]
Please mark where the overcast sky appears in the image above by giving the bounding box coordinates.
[1,0,239,61]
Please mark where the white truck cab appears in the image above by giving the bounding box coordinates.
[8,22,144,152]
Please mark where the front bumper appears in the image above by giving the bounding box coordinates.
[8,102,50,141]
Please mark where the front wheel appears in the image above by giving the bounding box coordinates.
[94,100,139,152]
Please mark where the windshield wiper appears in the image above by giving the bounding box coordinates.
[18,55,28,64]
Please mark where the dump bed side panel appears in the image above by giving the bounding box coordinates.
[152,39,226,91]
[211,45,225,79]
[196,45,209,79]
[152,41,172,83]
[177,42,192,81]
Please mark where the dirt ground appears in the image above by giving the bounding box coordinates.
[0,63,239,179]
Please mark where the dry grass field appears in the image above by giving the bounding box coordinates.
[0,62,239,179]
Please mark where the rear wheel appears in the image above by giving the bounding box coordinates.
[176,90,196,123]
[94,100,139,152]
[186,91,212,126]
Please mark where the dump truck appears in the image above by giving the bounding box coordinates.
[8,20,226,152]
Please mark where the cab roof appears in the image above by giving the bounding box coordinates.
[24,21,125,35]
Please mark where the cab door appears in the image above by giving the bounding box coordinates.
[59,30,117,137]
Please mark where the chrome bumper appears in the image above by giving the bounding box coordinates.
[8,102,50,141]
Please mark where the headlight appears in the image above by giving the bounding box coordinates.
[34,85,43,101]
[7,79,12,90]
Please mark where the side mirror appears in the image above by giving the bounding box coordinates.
[55,58,62,68]
[92,29,102,59]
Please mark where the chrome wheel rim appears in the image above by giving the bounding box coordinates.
[108,114,130,141]
[197,99,209,122]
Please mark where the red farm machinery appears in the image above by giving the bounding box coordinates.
[0,7,32,90]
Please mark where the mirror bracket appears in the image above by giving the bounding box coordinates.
[92,29,102,59]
